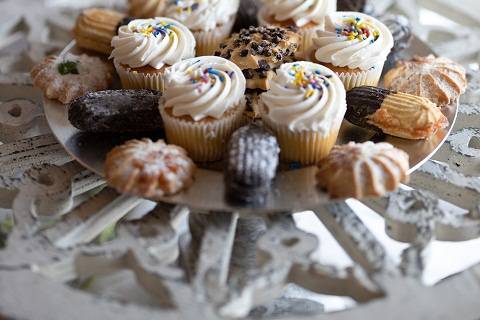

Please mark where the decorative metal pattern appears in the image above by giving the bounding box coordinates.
[1,0,480,319]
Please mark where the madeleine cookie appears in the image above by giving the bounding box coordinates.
[345,86,449,140]
[31,53,113,104]
[73,8,126,55]
[384,55,467,106]
[105,139,195,199]
[317,142,409,199]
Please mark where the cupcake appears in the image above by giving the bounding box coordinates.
[164,0,240,56]
[311,12,393,90]
[214,26,301,91]
[257,0,336,59]
[160,56,246,162]
[110,17,196,91]
[259,61,346,164]
[73,8,126,55]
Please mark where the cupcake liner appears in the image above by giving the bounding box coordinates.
[160,102,246,162]
[261,115,342,165]
[194,18,235,56]
[335,62,385,91]
[114,61,164,92]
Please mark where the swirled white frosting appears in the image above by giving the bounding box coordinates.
[261,0,336,27]
[164,0,239,31]
[313,12,393,70]
[163,56,246,121]
[260,62,346,132]
[110,18,196,69]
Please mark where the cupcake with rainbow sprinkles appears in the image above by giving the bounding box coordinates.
[259,61,346,165]
[164,0,240,56]
[110,17,196,91]
[160,56,246,162]
[311,12,393,90]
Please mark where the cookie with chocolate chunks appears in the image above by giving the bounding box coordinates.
[215,26,301,90]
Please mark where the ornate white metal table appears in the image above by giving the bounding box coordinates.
[1,0,480,319]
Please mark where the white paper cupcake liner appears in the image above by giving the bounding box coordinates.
[194,18,235,56]
[114,61,164,92]
[160,102,246,162]
[336,62,385,91]
[261,111,343,165]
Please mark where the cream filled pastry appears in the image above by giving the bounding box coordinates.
[312,12,393,89]
[163,0,240,55]
[161,56,246,162]
[258,0,336,59]
[259,61,346,164]
[110,17,196,91]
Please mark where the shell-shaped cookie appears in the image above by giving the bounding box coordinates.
[317,142,409,199]
[384,55,467,106]
[105,139,195,199]
[345,86,449,140]
[31,53,113,104]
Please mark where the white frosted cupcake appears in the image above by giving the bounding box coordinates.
[311,12,393,90]
[257,0,336,59]
[160,56,246,162]
[110,17,196,91]
[164,0,240,56]
[259,61,346,165]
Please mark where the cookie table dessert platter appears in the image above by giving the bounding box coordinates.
[43,35,458,214]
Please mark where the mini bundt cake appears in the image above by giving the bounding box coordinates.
[317,142,409,199]
[31,53,113,104]
[105,139,196,199]
[383,55,467,106]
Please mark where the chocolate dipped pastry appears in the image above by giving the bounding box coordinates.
[345,86,449,140]
[225,123,280,204]
[68,89,163,133]
[214,26,301,90]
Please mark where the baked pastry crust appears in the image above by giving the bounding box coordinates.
[31,53,113,104]
[345,86,449,140]
[73,8,126,55]
[317,142,409,199]
[384,55,467,106]
[215,26,301,90]
[105,139,195,199]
